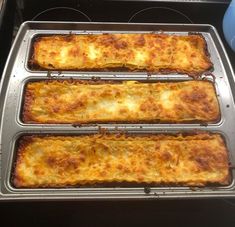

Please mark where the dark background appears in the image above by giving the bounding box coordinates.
[1,199,235,226]
[0,0,235,226]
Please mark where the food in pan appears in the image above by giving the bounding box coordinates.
[13,133,230,188]
[22,80,220,124]
[31,34,212,76]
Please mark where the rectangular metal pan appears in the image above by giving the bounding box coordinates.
[27,32,212,77]
[1,21,235,200]
[19,77,221,125]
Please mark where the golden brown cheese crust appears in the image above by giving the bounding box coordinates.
[31,34,212,76]
[22,80,220,124]
[13,133,230,188]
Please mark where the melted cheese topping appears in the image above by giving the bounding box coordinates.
[13,133,230,188]
[32,34,212,76]
[23,80,220,124]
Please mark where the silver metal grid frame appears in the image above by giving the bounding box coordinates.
[0,21,235,200]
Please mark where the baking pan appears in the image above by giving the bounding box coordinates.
[1,21,235,200]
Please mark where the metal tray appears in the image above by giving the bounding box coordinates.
[1,21,235,200]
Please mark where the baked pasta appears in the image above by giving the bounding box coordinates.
[31,34,212,76]
[23,80,220,124]
[13,133,230,188]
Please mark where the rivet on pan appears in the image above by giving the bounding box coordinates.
[144,187,151,194]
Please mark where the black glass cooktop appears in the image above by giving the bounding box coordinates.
[13,0,235,70]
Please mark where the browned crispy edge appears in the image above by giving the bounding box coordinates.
[29,34,213,78]
[13,136,33,188]
[22,79,221,124]
[12,132,230,188]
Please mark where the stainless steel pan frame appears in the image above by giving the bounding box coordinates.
[0,21,235,200]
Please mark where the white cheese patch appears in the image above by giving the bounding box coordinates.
[88,44,99,60]
[132,50,148,66]
[98,100,119,113]
[123,96,138,111]
[88,96,138,115]
[160,90,173,109]
[59,47,70,65]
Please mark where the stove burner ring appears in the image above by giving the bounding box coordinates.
[31,7,92,22]
[128,7,193,24]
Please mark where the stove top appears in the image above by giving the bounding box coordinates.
[12,0,234,71]
[20,0,229,24]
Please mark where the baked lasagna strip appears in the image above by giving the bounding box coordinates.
[31,34,212,77]
[13,133,230,188]
[22,80,220,124]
